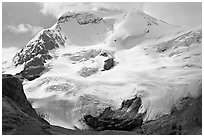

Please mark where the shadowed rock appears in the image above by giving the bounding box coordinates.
[16,66,46,81]
[84,96,144,131]
[2,74,50,135]
[12,29,65,81]
[103,58,115,71]
[2,74,38,117]
[142,95,202,135]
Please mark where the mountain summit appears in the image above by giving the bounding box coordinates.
[3,9,202,134]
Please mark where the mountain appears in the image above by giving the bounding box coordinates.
[2,9,202,134]
[2,74,140,135]
[2,74,50,134]
[2,74,201,134]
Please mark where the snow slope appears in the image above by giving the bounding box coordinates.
[3,9,202,130]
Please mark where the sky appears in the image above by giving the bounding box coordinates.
[2,2,202,50]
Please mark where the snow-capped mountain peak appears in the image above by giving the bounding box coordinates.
[3,9,201,131]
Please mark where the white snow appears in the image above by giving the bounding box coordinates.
[3,10,202,130]
[2,47,24,74]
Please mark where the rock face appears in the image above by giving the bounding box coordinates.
[58,11,103,25]
[13,29,65,81]
[2,74,50,134]
[83,93,202,135]
[142,95,202,135]
[2,74,39,117]
[13,29,64,66]
[84,96,144,131]
[103,58,115,70]
[16,66,46,81]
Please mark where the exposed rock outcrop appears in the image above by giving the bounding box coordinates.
[16,66,46,81]
[13,29,64,66]
[142,95,202,135]
[12,29,65,81]
[83,93,202,135]
[2,74,37,116]
[2,74,50,134]
[84,96,144,131]
[58,11,103,25]
[103,58,115,70]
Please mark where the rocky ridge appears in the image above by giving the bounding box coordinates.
[58,11,103,25]
[12,11,110,81]
[13,28,66,80]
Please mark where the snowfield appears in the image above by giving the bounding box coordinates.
[3,9,202,130]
